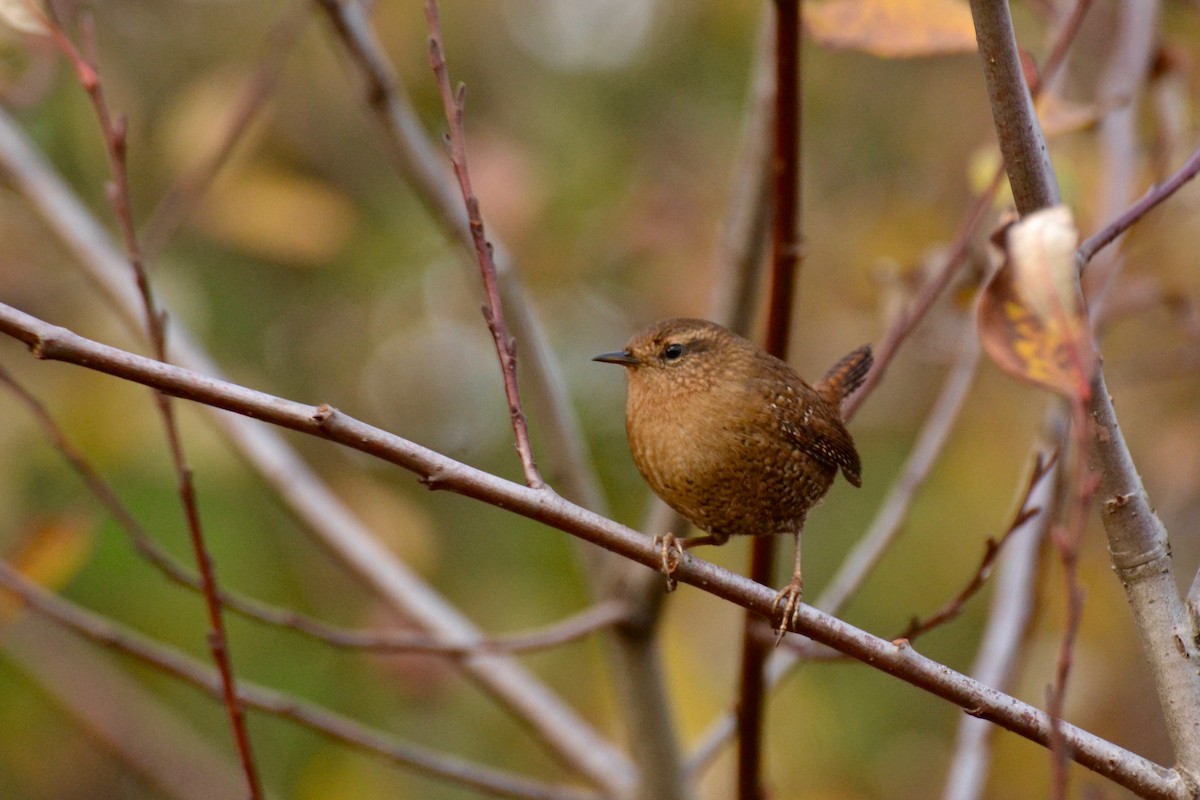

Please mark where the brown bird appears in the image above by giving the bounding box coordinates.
[594,318,871,632]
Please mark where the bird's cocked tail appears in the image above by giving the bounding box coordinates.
[817,344,873,409]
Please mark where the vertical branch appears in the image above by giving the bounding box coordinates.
[969,0,1200,784]
[39,11,263,796]
[423,1,542,489]
[738,2,801,799]
[762,0,802,355]
[969,0,1060,213]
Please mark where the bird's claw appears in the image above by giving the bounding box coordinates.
[771,577,804,644]
[653,532,683,592]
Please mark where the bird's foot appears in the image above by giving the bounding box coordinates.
[770,577,804,644]
[652,532,683,592]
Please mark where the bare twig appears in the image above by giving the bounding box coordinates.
[423,1,542,489]
[0,304,1192,798]
[737,2,803,796]
[898,451,1056,642]
[42,14,262,794]
[0,563,600,800]
[1076,143,1200,268]
[941,448,1055,800]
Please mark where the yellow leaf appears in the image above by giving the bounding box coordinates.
[977,206,1095,400]
[805,0,977,58]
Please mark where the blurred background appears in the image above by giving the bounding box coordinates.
[0,1,1199,798]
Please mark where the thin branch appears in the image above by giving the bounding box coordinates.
[738,2,802,796]
[0,305,1192,799]
[423,0,542,489]
[42,13,261,793]
[1076,143,1200,268]
[941,447,1055,800]
[0,564,600,800]
[898,451,1056,642]
[1047,405,1095,800]
[0,105,634,794]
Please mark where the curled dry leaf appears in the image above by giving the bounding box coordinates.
[0,0,48,35]
[977,205,1096,401]
[804,0,977,59]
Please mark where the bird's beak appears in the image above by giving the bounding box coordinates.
[593,350,640,366]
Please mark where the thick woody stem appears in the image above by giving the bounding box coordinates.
[969,0,1200,786]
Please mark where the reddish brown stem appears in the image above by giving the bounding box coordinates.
[423,1,543,489]
[898,452,1056,642]
[42,14,262,796]
[739,3,802,798]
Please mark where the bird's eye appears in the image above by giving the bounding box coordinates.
[663,343,685,361]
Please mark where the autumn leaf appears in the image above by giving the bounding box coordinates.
[977,206,1096,402]
[805,0,976,58]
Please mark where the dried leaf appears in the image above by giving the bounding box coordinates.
[978,206,1095,400]
[805,0,976,58]
[0,0,48,35]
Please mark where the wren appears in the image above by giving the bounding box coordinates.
[594,317,872,632]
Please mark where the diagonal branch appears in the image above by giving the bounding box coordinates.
[0,303,1192,799]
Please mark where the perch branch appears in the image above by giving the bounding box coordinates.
[0,304,1191,799]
